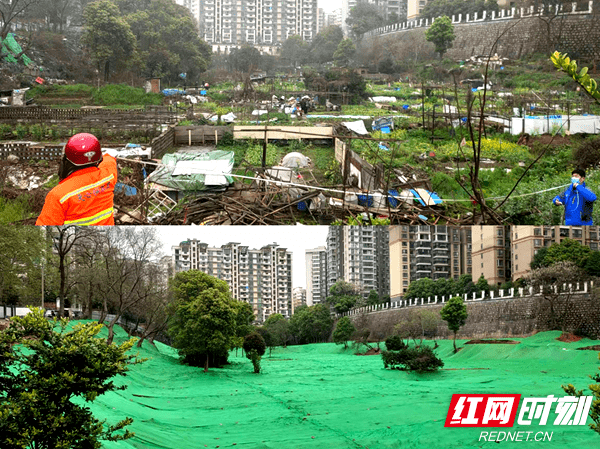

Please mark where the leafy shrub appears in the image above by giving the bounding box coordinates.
[382,346,444,373]
[382,348,415,368]
[244,332,266,373]
[384,334,406,351]
[404,346,445,373]
[243,332,266,356]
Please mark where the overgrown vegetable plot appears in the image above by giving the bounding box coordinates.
[89,325,600,448]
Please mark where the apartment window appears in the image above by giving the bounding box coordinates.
[590,232,597,240]
[572,229,582,238]
[560,228,569,237]
[497,260,503,267]
[498,269,504,277]
[481,254,483,259]
[534,239,542,247]
[497,249,504,257]
[403,256,408,262]
[591,242,599,250]
[497,239,503,246]
[403,281,408,286]
[497,229,503,237]
[534,228,542,236]
[481,263,484,268]
[403,265,408,270]
[515,264,518,271]
[481,244,483,250]
[402,242,407,247]
[402,249,407,254]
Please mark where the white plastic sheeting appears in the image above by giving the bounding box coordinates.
[369,96,397,103]
[281,152,310,168]
[511,115,600,135]
[171,158,233,186]
[342,120,369,135]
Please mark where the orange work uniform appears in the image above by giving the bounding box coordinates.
[36,154,117,226]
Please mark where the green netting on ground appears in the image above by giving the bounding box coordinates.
[82,325,600,449]
[0,34,31,66]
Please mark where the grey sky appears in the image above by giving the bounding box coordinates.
[156,226,330,289]
[319,0,342,13]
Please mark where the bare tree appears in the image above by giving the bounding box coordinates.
[0,0,40,40]
[528,261,588,332]
[49,226,95,317]
[71,230,107,319]
[127,262,172,348]
[96,227,163,344]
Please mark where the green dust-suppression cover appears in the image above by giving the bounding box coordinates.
[148,150,235,191]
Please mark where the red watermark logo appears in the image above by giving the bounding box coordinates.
[445,394,521,427]
[445,394,592,428]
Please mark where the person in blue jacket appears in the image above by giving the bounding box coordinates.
[553,169,596,225]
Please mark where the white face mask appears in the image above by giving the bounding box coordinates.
[571,177,580,184]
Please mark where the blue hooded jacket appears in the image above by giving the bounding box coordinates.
[553,182,597,225]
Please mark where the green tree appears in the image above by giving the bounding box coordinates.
[378,57,395,74]
[309,25,343,64]
[227,45,262,73]
[405,277,436,300]
[0,308,140,448]
[333,38,356,67]
[332,316,356,349]
[543,238,592,268]
[243,332,266,373]
[326,281,362,314]
[281,35,309,68]
[121,0,211,82]
[475,274,490,293]
[425,15,455,59]
[440,296,468,353]
[289,304,333,344]
[0,225,47,305]
[585,251,600,277]
[81,0,136,81]
[366,289,380,306]
[264,313,291,348]
[530,246,549,269]
[168,270,237,371]
[346,2,383,38]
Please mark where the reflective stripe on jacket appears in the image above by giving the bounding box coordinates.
[36,155,117,226]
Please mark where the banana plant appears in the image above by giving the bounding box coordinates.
[551,51,600,103]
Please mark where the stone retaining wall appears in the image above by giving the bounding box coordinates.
[354,293,600,340]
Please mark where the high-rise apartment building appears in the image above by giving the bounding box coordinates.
[471,226,512,285]
[292,287,306,309]
[305,246,327,306]
[389,226,472,300]
[172,239,293,322]
[510,226,600,279]
[325,226,390,299]
[406,0,427,20]
[326,8,343,27]
[192,0,317,53]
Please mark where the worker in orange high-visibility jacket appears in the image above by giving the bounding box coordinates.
[36,133,118,226]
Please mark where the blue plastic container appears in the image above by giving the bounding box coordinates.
[381,126,391,134]
[357,194,374,207]
[388,189,400,208]
[297,201,308,211]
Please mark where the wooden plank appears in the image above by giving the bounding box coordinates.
[233,126,333,140]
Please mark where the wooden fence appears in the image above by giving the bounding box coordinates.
[0,142,63,161]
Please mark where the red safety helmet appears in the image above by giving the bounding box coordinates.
[64,133,102,166]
